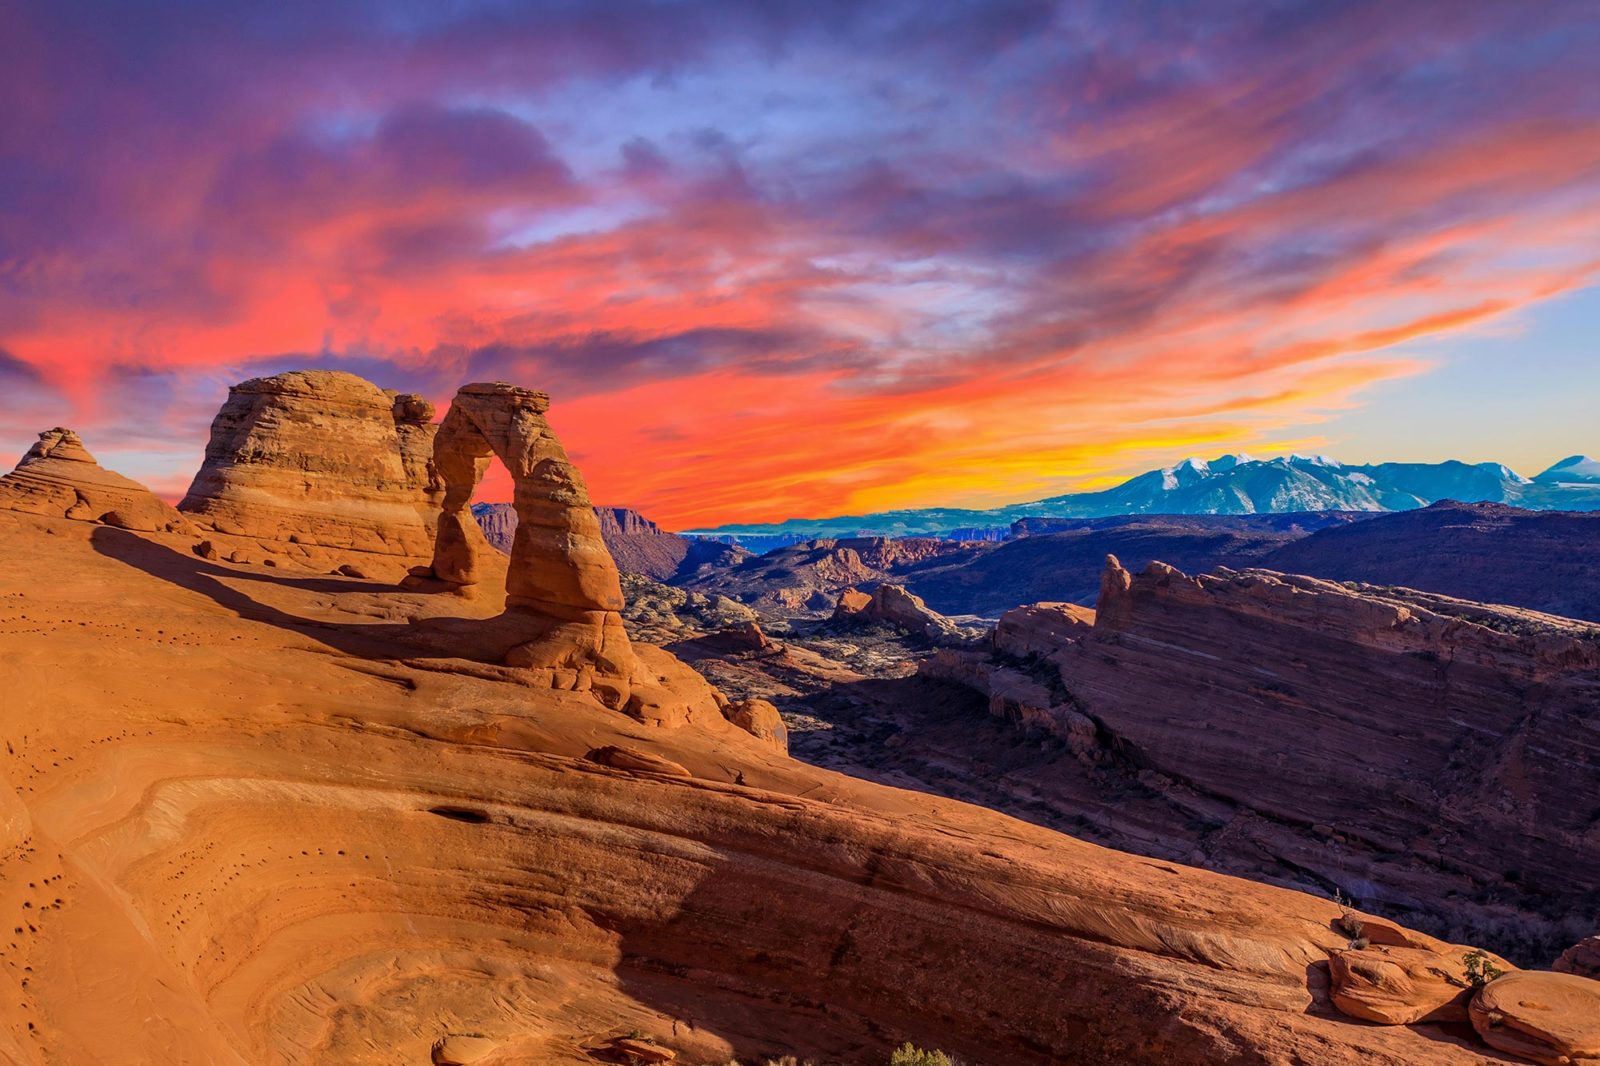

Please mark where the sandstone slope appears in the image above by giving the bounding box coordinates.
[0,509,1518,1064]
[0,427,191,533]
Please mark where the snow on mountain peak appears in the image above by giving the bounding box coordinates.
[1286,453,1342,468]
[1474,461,1532,485]
[1534,455,1600,484]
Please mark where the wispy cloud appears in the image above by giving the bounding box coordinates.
[1,0,1597,525]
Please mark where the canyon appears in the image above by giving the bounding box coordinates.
[0,369,1595,1065]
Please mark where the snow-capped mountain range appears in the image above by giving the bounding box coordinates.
[687,454,1600,542]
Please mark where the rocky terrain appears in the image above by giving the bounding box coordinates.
[474,503,746,582]
[675,537,989,615]
[1264,501,1600,623]
[919,557,1600,966]
[0,370,1594,1064]
[906,513,1364,617]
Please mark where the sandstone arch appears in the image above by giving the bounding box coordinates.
[425,382,639,680]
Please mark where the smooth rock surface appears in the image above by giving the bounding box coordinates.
[1469,970,1600,1065]
[0,505,1516,1065]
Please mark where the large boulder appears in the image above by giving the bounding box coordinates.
[1327,944,1477,1025]
[0,427,191,533]
[725,697,788,753]
[178,370,439,555]
[1554,935,1600,979]
[1469,970,1600,1066]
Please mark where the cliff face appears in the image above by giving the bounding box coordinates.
[1264,500,1600,623]
[931,557,1600,959]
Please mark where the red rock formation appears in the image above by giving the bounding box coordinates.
[415,382,738,734]
[0,505,1520,1064]
[1469,970,1600,1065]
[832,583,964,640]
[930,557,1600,959]
[1327,943,1483,1024]
[0,428,192,533]
[1555,935,1600,979]
[725,698,788,753]
[178,370,438,555]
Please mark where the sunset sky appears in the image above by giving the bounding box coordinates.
[2,1,1598,529]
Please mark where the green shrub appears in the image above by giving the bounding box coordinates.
[890,1044,956,1066]
[1464,949,1504,988]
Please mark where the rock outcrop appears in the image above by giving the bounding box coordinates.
[178,370,439,555]
[1327,943,1483,1025]
[1555,935,1600,979]
[926,557,1600,962]
[414,383,734,733]
[725,697,788,753]
[1469,970,1600,1065]
[832,583,965,640]
[0,428,191,532]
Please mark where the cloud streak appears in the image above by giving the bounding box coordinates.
[1,0,1597,525]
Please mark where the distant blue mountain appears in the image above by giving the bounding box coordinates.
[684,454,1600,541]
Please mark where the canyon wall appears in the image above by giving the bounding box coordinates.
[929,557,1600,959]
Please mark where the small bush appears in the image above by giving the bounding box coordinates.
[1464,949,1504,988]
[890,1044,956,1066]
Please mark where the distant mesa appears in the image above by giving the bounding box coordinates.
[0,426,192,533]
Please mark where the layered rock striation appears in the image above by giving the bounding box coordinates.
[178,370,440,556]
[0,427,192,533]
[927,556,1600,960]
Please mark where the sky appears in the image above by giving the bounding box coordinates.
[1,0,1598,530]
